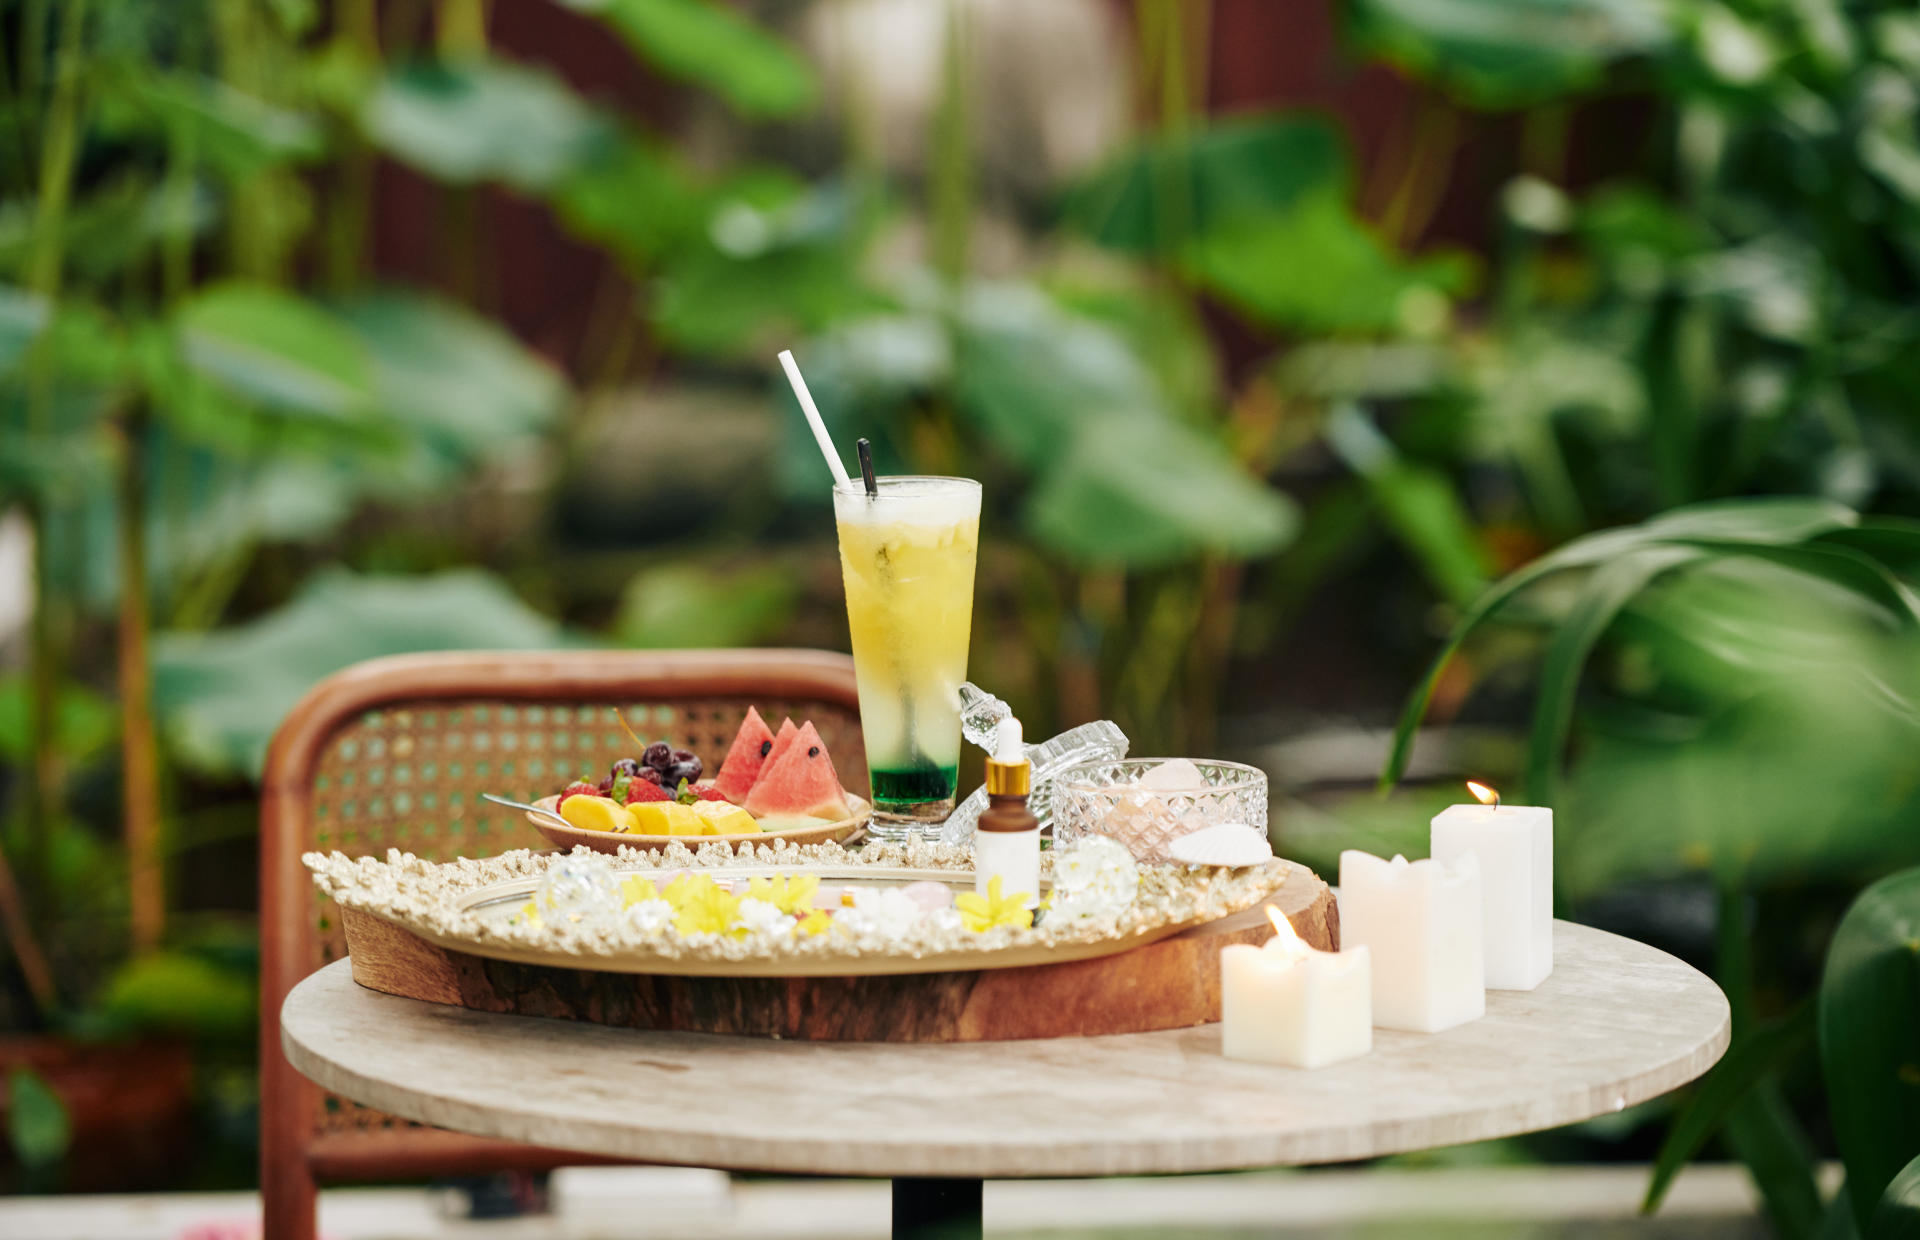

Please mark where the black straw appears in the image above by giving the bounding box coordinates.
[857,437,877,498]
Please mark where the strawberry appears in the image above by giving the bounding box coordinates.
[691,784,729,802]
[623,777,670,804]
[558,780,599,808]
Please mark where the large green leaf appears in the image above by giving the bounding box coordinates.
[0,285,48,373]
[564,0,815,118]
[553,136,705,265]
[1381,498,1867,787]
[1644,1004,1814,1215]
[361,59,611,191]
[1526,543,1702,802]
[1350,0,1675,108]
[617,562,798,649]
[1185,191,1473,334]
[172,282,375,420]
[1725,1084,1826,1240]
[4,1070,70,1169]
[97,949,256,1039]
[154,568,584,778]
[1025,417,1299,567]
[95,68,324,179]
[0,677,116,764]
[1326,403,1491,606]
[1060,115,1348,255]
[335,291,567,457]
[1821,867,1920,1226]
[1872,1155,1920,1240]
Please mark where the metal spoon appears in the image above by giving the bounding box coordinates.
[481,792,572,829]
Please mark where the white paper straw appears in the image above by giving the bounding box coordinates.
[778,349,852,489]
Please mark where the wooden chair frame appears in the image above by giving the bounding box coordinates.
[260,649,861,1240]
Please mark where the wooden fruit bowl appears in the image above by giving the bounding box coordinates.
[526,793,871,855]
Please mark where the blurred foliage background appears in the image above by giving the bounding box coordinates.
[1,0,1918,1231]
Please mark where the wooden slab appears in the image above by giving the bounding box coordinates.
[341,861,1336,1043]
[285,920,1731,1178]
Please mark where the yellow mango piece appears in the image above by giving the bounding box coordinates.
[692,800,757,835]
[630,801,702,837]
[559,795,634,835]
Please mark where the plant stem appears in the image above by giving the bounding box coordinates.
[0,846,55,1017]
[928,0,971,283]
[117,403,163,954]
[437,0,489,58]
[325,0,381,294]
[21,0,93,899]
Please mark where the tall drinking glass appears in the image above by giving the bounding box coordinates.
[833,476,981,837]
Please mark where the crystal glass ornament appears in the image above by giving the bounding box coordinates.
[1051,759,1268,863]
[941,682,1130,847]
[535,857,622,925]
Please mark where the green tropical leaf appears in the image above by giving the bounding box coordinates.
[1725,1083,1826,1240]
[1526,543,1701,802]
[553,136,706,264]
[335,291,567,457]
[1061,115,1348,255]
[154,568,585,778]
[1025,418,1299,567]
[98,949,256,1039]
[1184,191,1473,334]
[0,285,48,373]
[616,562,798,649]
[1644,1004,1814,1215]
[4,1070,70,1169]
[172,282,375,420]
[1350,0,1675,108]
[362,59,612,191]
[0,677,116,764]
[1871,1154,1920,1240]
[565,0,815,118]
[1821,866,1920,1226]
[1326,403,1491,606]
[95,68,324,179]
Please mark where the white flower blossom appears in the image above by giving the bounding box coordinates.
[1048,836,1139,920]
[625,898,674,935]
[733,897,793,939]
[835,887,926,941]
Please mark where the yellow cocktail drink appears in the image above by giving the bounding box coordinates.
[833,477,981,831]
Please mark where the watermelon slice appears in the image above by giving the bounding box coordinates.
[711,706,778,805]
[744,721,851,821]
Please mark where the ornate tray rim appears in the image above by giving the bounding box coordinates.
[305,841,1288,979]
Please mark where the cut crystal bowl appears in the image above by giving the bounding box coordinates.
[1051,758,1269,863]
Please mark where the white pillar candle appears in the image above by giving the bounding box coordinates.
[1338,851,1484,1034]
[1430,782,1553,991]
[1221,907,1372,1068]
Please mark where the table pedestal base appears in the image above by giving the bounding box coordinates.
[892,1176,983,1240]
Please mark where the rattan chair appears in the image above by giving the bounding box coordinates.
[259,649,865,1240]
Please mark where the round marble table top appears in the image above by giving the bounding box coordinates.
[282,921,1729,1179]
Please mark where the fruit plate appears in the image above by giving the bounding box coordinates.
[305,841,1291,979]
[526,793,871,855]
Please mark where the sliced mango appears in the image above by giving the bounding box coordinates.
[560,795,634,835]
[691,800,758,835]
[629,801,702,837]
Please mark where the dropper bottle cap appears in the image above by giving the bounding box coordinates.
[984,717,1030,796]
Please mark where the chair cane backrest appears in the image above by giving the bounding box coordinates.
[261,651,864,1169]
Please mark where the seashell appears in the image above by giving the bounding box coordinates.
[1167,823,1273,868]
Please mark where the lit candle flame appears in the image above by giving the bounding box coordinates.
[1466,780,1500,809]
[1264,905,1311,960]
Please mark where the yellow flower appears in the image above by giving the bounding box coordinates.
[664,874,742,937]
[956,876,1033,932]
[620,876,659,908]
[794,908,834,937]
[747,873,820,914]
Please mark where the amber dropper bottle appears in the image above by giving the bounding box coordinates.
[975,717,1040,907]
